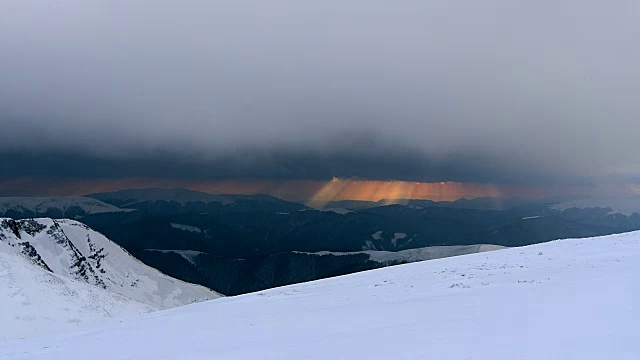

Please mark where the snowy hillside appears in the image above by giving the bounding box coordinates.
[299,244,503,264]
[0,241,154,342]
[1,231,636,359]
[0,196,131,218]
[0,218,220,309]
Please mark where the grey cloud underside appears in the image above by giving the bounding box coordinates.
[1,0,639,184]
[0,147,587,186]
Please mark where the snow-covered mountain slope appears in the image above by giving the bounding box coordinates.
[0,218,220,309]
[551,195,640,215]
[301,244,503,264]
[2,232,637,359]
[0,196,132,218]
[0,241,155,342]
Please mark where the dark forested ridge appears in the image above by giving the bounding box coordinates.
[3,189,640,295]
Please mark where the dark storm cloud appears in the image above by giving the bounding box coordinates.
[0,145,592,187]
[1,0,639,184]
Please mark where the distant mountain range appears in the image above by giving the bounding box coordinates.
[0,196,132,219]
[320,196,550,211]
[86,188,308,215]
[1,189,639,295]
[550,196,640,216]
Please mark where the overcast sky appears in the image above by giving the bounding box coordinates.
[1,1,639,191]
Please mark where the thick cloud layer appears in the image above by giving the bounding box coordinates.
[1,1,639,185]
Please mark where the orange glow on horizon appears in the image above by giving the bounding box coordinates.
[305,178,501,208]
[0,177,590,205]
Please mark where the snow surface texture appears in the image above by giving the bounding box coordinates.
[0,219,220,309]
[522,215,543,220]
[299,244,503,264]
[551,196,640,215]
[2,231,637,359]
[0,197,131,217]
[0,241,155,342]
[170,223,202,233]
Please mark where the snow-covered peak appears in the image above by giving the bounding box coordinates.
[0,196,132,218]
[0,218,220,309]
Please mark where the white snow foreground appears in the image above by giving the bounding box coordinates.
[0,241,154,342]
[1,232,638,359]
[0,218,220,341]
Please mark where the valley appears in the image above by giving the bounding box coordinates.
[3,189,640,295]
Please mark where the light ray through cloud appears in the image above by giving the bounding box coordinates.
[0,177,599,204]
[305,178,504,208]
